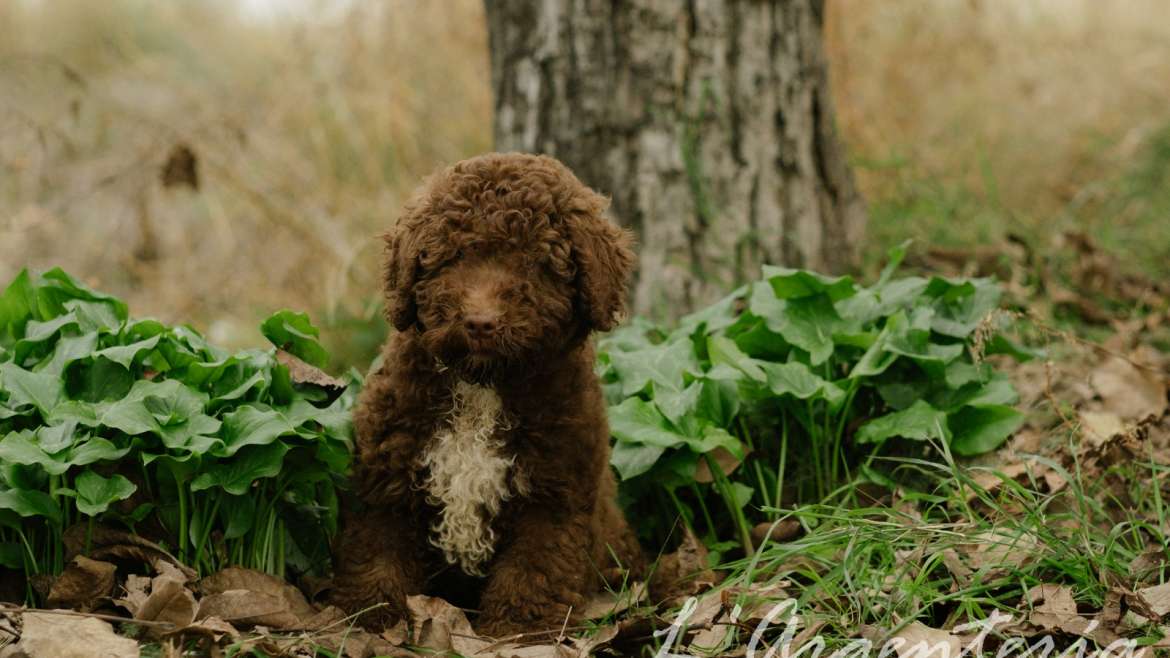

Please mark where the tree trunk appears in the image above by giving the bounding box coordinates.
[485,0,866,319]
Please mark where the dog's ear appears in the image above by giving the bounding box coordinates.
[382,212,422,332]
[565,201,636,332]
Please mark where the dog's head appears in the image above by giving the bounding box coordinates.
[383,153,635,380]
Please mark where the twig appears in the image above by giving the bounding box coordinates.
[456,624,594,653]
[555,605,573,644]
[0,604,177,630]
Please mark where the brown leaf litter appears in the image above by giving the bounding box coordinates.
[2,610,139,658]
[2,522,716,658]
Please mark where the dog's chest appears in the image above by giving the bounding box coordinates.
[419,380,522,575]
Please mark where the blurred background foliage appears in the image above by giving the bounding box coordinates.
[2,0,1169,370]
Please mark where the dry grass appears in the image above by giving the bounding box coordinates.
[826,0,1170,257]
[0,0,491,361]
[2,0,1169,365]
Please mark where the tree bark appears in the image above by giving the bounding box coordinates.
[485,0,866,319]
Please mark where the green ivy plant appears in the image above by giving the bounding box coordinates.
[0,269,356,596]
[598,244,1031,556]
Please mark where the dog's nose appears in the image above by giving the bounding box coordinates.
[464,313,498,338]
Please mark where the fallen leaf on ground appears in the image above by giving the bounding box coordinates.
[1129,582,1170,621]
[1091,355,1167,421]
[113,558,197,635]
[198,567,318,630]
[571,623,621,656]
[62,524,196,581]
[1024,584,1079,629]
[955,529,1039,574]
[173,615,239,641]
[861,621,963,658]
[1079,410,1127,447]
[688,582,790,653]
[46,556,116,611]
[1130,549,1169,585]
[581,582,646,620]
[405,594,488,655]
[14,611,138,658]
[750,519,802,548]
[1009,584,1122,645]
[649,529,720,605]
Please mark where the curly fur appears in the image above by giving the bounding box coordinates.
[330,153,645,637]
[420,380,518,575]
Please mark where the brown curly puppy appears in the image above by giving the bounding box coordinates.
[331,153,645,636]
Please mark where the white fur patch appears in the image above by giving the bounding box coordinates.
[419,380,519,575]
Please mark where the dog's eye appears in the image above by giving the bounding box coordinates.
[454,249,464,259]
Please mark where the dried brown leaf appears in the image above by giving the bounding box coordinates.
[405,594,486,654]
[173,615,238,641]
[198,567,317,630]
[14,611,138,658]
[956,529,1039,573]
[277,350,346,393]
[861,621,963,658]
[1014,584,1122,645]
[1130,582,1170,621]
[1079,410,1126,446]
[750,519,802,548]
[46,556,116,611]
[649,529,719,605]
[581,582,646,620]
[137,567,197,629]
[1091,355,1167,421]
[196,590,296,628]
[62,524,196,581]
[694,446,746,483]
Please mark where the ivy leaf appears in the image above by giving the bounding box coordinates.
[13,313,81,365]
[608,397,688,449]
[610,441,667,480]
[654,383,703,437]
[36,420,80,454]
[856,400,951,444]
[0,432,129,476]
[948,404,1025,456]
[672,287,748,338]
[925,276,1001,338]
[0,362,62,415]
[216,404,297,457]
[708,335,766,382]
[190,442,291,495]
[754,293,848,366]
[38,332,100,376]
[763,361,844,405]
[763,265,857,301]
[608,339,696,397]
[65,356,134,402]
[38,268,128,326]
[0,488,61,526]
[694,377,740,428]
[220,494,256,540]
[74,470,137,516]
[260,311,329,368]
[0,269,37,345]
[92,335,161,368]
